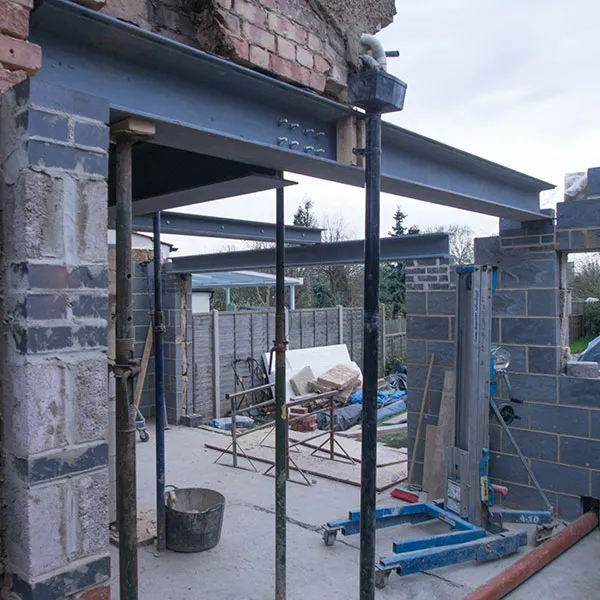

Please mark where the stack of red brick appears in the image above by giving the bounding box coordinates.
[0,0,41,92]
[289,405,317,432]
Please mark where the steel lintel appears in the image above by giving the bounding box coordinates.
[170,233,450,273]
[121,175,295,217]
[107,143,296,217]
[127,212,322,244]
[31,0,554,221]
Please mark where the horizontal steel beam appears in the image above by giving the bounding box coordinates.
[31,0,554,221]
[171,233,450,273]
[127,212,322,244]
[123,175,294,217]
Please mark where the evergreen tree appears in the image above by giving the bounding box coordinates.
[380,206,418,317]
[313,278,336,307]
[293,198,319,228]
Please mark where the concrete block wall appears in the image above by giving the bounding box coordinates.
[0,79,110,599]
[407,225,600,520]
[112,260,192,422]
[405,257,455,486]
[99,0,395,99]
[132,258,156,416]
[474,234,600,519]
[163,271,193,423]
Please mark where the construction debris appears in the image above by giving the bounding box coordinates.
[290,366,316,396]
[290,406,318,432]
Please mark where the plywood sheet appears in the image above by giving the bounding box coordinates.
[205,428,407,491]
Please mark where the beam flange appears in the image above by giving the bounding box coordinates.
[127,212,322,244]
[170,233,450,273]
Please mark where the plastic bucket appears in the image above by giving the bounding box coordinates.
[165,487,225,553]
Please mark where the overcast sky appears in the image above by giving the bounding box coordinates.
[164,0,600,257]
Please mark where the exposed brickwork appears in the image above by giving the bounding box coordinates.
[98,0,394,99]
[76,585,111,600]
[0,0,40,92]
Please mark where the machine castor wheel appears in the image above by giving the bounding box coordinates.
[139,429,150,442]
[375,570,390,589]
[323,529,337,546]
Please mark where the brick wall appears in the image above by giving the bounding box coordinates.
[0,0,41,91]
[100,0,395,99]
[0,79,110,598]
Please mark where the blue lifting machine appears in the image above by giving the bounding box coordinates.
[321,265,557,589]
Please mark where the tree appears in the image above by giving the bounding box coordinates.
[572,255,600,300]
[380,205,418,318]
[313,277,336,307]
[425,224,474,265]
[293,197,319,228]
[389,207,420,237]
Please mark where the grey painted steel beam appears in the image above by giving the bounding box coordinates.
[170,233,450,273]
[128,212,322,244]
[31,0,554,221]
[122,175,295,217]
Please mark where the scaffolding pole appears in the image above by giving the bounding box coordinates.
[113,131,138,600]
[274,182,287,600]
[359,110,382,600]
[111,118,155,600]
[153,212,167,552]
[347,64,407,600]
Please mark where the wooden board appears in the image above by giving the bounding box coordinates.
[205,428,407,491]
[424,371,455,499]
[134,326,153,409]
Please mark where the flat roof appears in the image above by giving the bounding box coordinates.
[191,271,303,291]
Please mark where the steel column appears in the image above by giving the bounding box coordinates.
[153,212,167,552]
[360,111,382,600]
[114,135,138,600]
[274,183,287,600]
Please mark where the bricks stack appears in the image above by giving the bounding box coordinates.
[306,363,361,407]
[0,0,41,92]
[289,406,317,432]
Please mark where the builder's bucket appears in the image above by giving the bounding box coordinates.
[165,487,225,553]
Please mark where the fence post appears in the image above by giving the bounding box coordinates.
[380,303,386,377]
[337,305,344,344]
[212,309,221,418]
[285,307,290,346]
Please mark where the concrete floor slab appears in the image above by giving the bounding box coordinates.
[109,425,600,599]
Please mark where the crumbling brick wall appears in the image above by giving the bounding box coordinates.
[100,0,396,98]
[0,0,41,91]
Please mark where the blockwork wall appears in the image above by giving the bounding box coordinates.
[406,215,600,520]
[0,79,110,599]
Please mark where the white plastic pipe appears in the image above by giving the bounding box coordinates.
[360,33,387,71]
